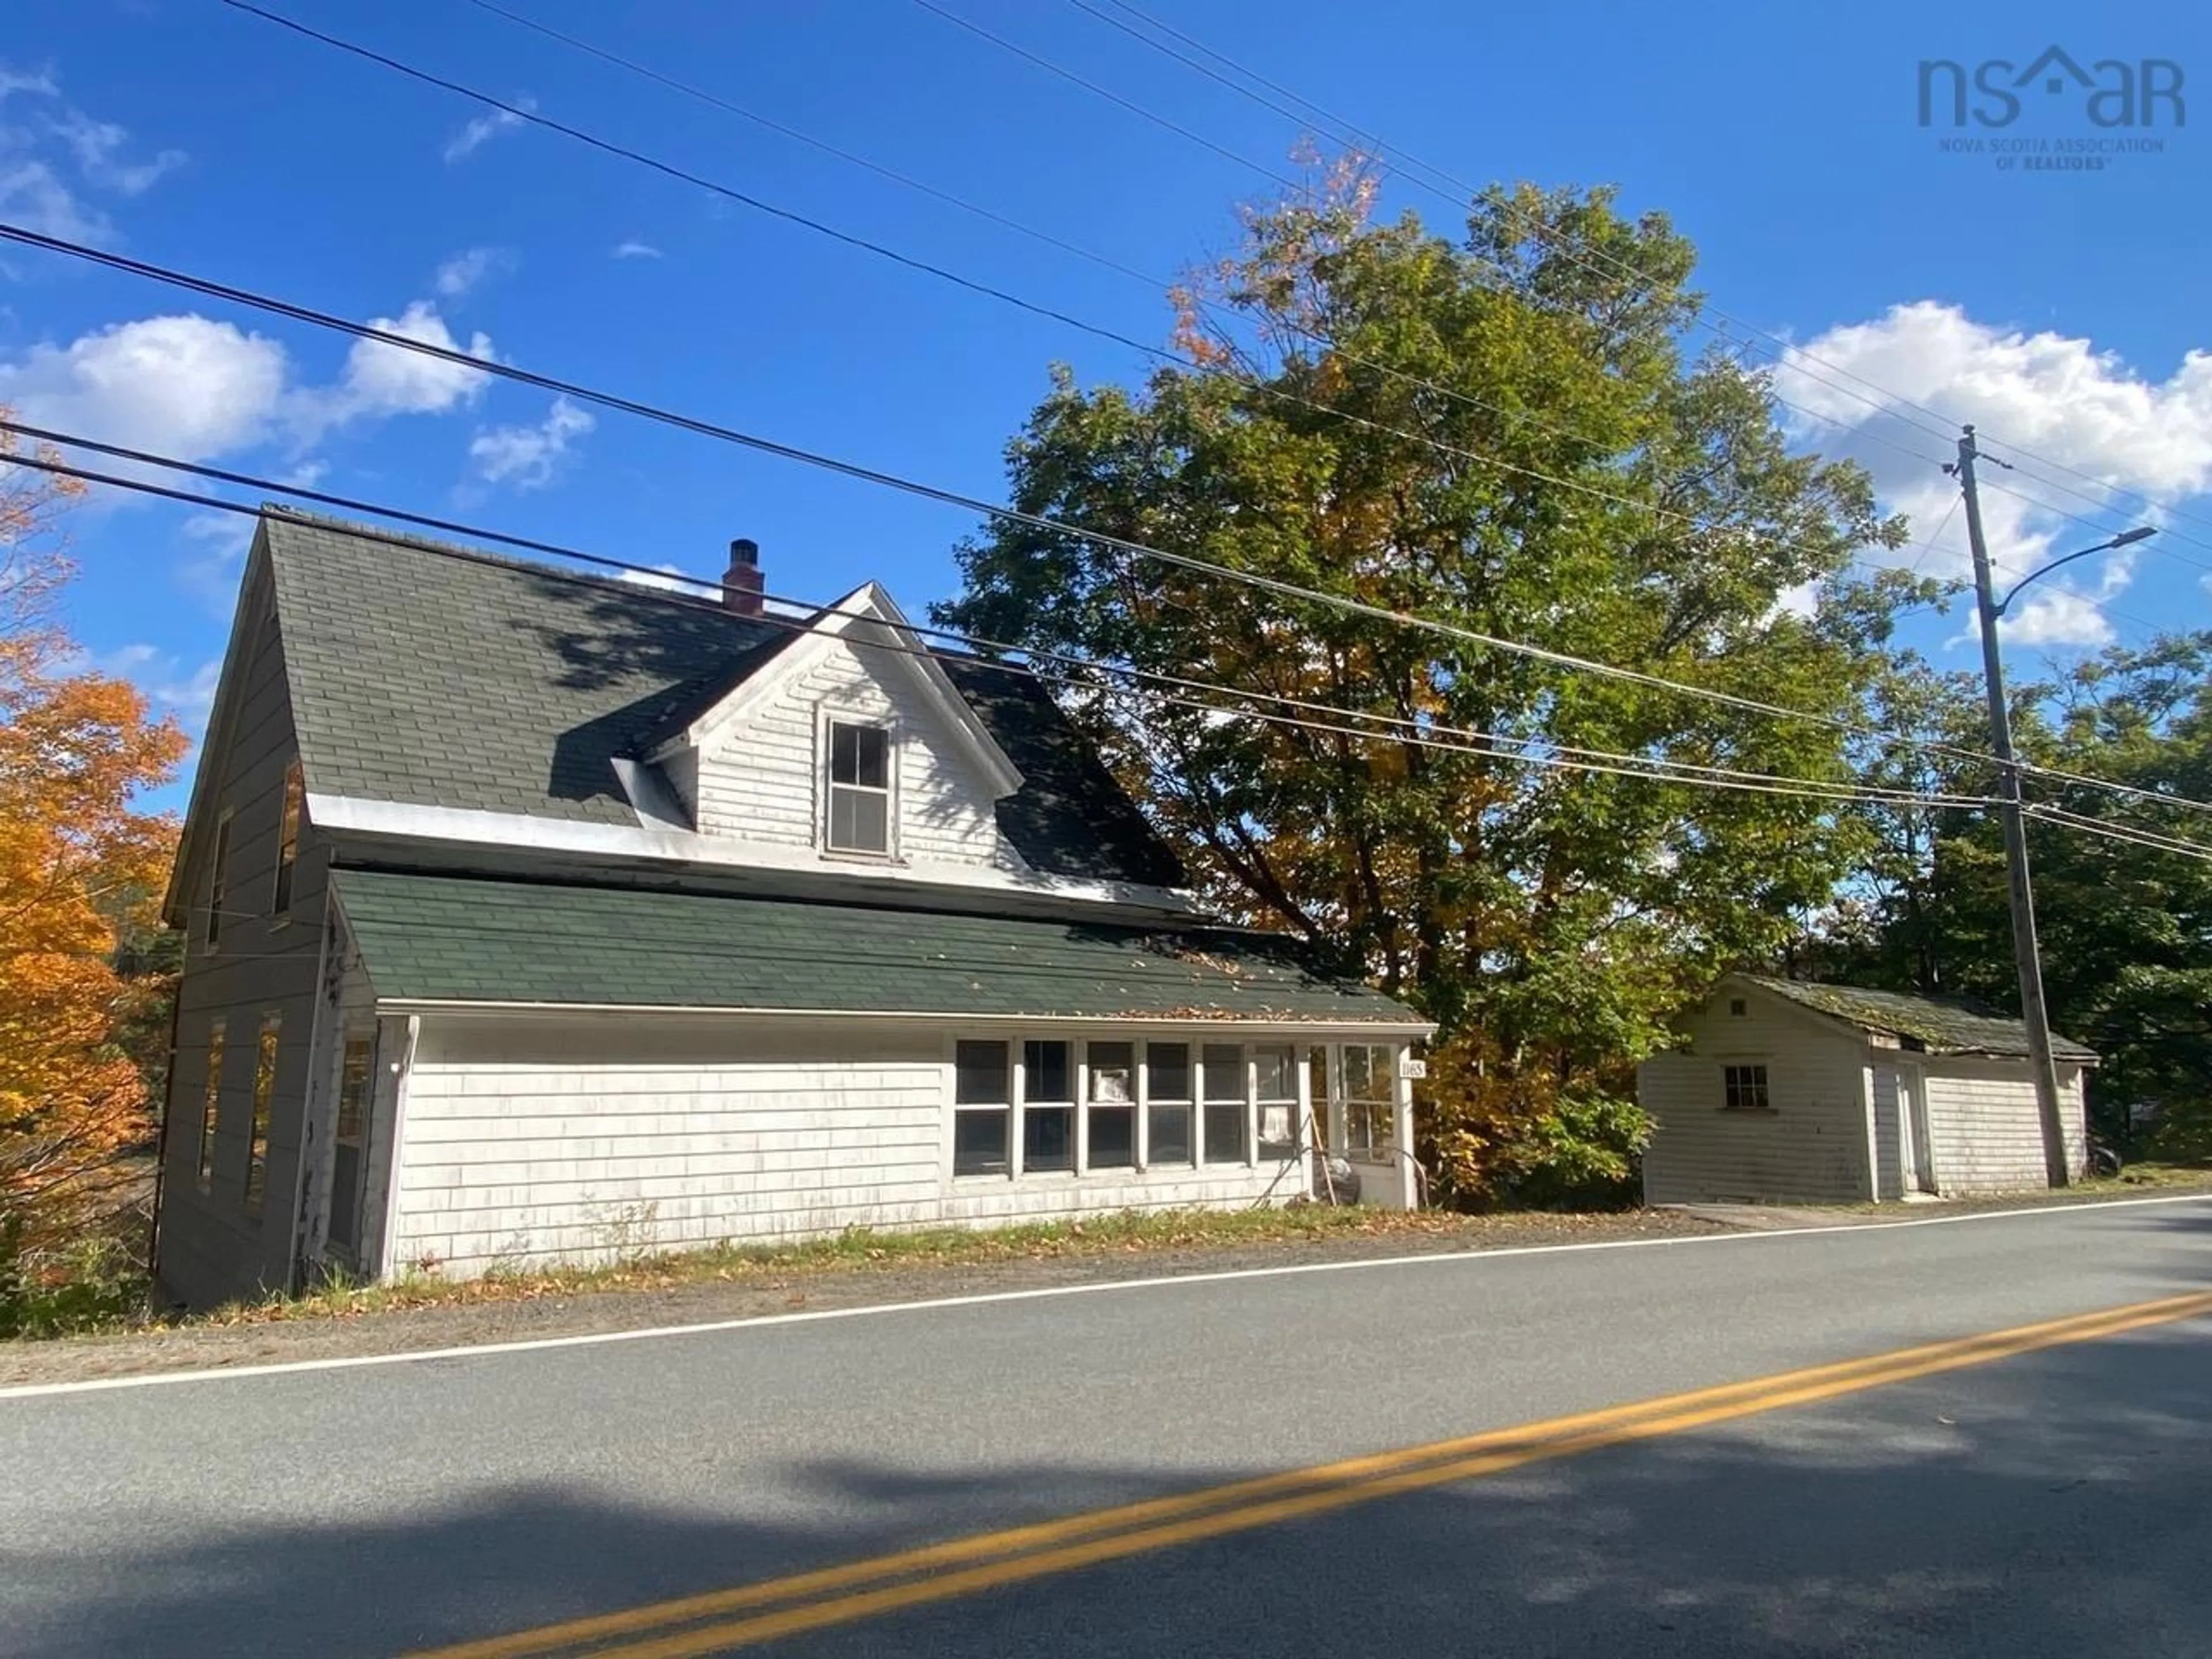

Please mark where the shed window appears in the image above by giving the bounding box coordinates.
[271,758,304,918]
[825,720,892,855]
[953,1040,1010,1175]
[1728,998,1748,1017]
[1722,1063,1771,1113]
[1202,1044,1247,1164]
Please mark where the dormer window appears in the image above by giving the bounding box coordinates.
[825,719,893,856]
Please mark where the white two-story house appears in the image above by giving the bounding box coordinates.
[152,509,1430,1308]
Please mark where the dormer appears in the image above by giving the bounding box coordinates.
[643,583,1029,873]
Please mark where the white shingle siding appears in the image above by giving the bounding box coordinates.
[388,1016,1294,1279]
[689,637,1019,871]
[1642,980,2095,1205]
[1922,1058,2088,1195]
[1639,996,1873,1205]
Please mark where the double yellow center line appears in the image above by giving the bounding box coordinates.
[408,1288,2212,1658]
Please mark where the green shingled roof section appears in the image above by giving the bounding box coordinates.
[1741,975,2097,1061]
[262,510,1185,887]
[332,869,1426,1024]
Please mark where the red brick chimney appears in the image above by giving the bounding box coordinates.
[722,537,764,617]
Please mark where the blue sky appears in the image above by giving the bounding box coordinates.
[4,0,2210,807]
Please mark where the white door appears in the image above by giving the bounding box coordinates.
[1898,1067,1936,1194]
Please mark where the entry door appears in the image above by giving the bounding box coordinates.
[1897,1068,1937,1195]
[327,1028,378,1262]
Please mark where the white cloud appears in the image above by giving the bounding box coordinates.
[611,240,662,260]
[0,158,111,243]
[442,99,533,163]
[0,60,184,248]
[469,396,593,490]
[1777,302,2212,648]
[434,246,509,298]
[0,313,290,460]
[75,642,222,729]
[293,301,497,438]
[46,110,184,194]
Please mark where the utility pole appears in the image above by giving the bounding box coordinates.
[1953,424,2070,1187]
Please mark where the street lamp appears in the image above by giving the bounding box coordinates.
[1991,524,2157,618]
[1952,423,2156,1188]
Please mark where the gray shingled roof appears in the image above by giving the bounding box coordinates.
[263,511,1184,887]
[1739,975,2097,1062]
[333,869,1428,1025]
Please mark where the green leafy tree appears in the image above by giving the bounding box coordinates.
[937,172,1931,1204]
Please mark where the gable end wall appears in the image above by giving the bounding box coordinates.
[155,586,329,1310]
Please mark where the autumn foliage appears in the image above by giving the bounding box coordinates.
[1,420,187,1269]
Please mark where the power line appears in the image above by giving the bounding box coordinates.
[6,220,2203,827]
[1070,0,2212,551]
[247,0,1912,584]
[1027,0,1967,447]
[1,423,1991,813]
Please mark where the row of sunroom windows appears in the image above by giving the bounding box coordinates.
[951,1037,1398,1179]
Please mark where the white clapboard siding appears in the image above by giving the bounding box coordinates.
[1640,994,1871,1205]
[688,635,1017,871]
[1922,1059,2088,1195]
[389,1016,1290,1280]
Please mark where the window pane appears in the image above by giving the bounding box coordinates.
[245,1017,279,1215]
[1343,1043,1371,1099]
[1023,1040,1072,1103]
[830,722,890,789]
[1024,1105,1073,1171]
[336,1036,373,1144]
[207,817,231,950]
[1148,1103,1192,1165]
[1088,1042,1133,1103]
[854,726,888,789]
[1258,1104,1296,1157]
[1201,1044,1244,1103]
[197,1022,225,1189]
[1088,1104,1134,1168]
[1147,1042,1191,1103]
[1253,1044,1296,1101]
[1203,1103,1246,1164]
[829,786,889,854]
[954,1108,1008,1175]
[955,1041,1009,1105]
[273,759,302,916]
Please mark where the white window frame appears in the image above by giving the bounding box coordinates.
[819,711,898,861]
[946,1031,1298,1184]
[1721,1061,1773,1113]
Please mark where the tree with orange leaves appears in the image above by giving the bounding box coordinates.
[0,416,187,1290]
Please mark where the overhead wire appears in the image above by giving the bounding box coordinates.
[7,217,2205,827]
[241,0,1950,586]
[0,424,1993,813]
[1059,0,2212,582]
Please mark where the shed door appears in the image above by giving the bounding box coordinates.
[1893,1066,1935,1195]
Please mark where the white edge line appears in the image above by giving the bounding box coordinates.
[6,1191,2208,1402]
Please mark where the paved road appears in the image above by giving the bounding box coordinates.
[3,1196,2208,1658]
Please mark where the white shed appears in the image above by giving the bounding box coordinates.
[1639,974,2097,1206]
